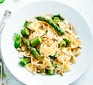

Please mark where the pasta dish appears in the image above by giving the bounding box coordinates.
[13,14,81,75]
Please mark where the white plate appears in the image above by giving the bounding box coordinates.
[1,1,93,85]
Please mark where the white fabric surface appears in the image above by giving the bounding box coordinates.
[0,0,93,85]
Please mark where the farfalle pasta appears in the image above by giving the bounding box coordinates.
[13,14,81,75]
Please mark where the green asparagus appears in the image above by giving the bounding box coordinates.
[52,63,57,68]
[52,17,60,24]
[60,40,66,47]
[22,38,30,47]
[30,47,40,59]
[46,69,55,75]
[19,57,31,67]
[36,16,65,35]
[30,37,42,47]
[14,33,21,41]
[21,27,29,36]
[14,40,21,48]
[24,20,30,28]
[64,38,71,45]
[52,14,64,21]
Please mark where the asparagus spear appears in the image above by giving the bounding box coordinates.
[21,27,29,36]
[22,38,30,47]
[14,33,21,41]
[36,16,65,35]
[30,47,40,59]
[24,20,31,28]
[60,38,71,47]
[52,63,57,68]
[52,14,64,21]
[30,37,42,47]
[64,38,71,45]
[19,57,31,67]
[60,40,66,47]
[14,33,21,48]
[14,40,21,48]
[46,69,55,75]
[52,17,60,24]
[52,14,64,24]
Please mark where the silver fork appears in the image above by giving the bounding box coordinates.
[0,10,11,79]
[0,10,11,32]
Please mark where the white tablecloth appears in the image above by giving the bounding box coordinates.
[0,0,93,85]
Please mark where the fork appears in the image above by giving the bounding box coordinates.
[0,10,11,32]
[0,10,11,79]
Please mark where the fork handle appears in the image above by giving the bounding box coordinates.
[0,10,11,33]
